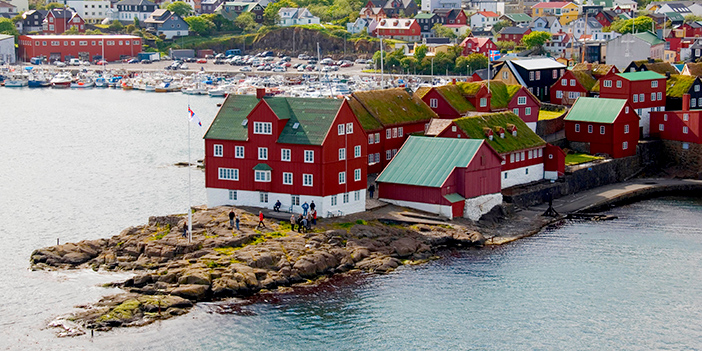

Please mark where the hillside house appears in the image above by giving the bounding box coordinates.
[470,11,499,29]
[599,71,667,137]
[278,7,320,26]
[494,58,566,102]
[203,90,367,217]
[421,0,461,13]
[605,32,665,70]
[499,13,532,27]
[496,26,532,43]
[144,9,189,39]
[564,97,640,158]
[532,2,579,25]
[665,75,702,111]
[216,2,265,23]
[348,88,438,174]
[43,8,85,34]
[550,69,598,105]
[459,36,497,56]
[116,0,157,22]
[375,18,421,42]
[650,95,702,148]
[376,136,503,219]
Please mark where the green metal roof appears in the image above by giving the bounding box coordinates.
[203,94,259,141]
[452,112,546,154]
[633,31,665,46]
[253,163,272,171]
[443,193,465,203]
[414,13,435,19]
[204,95,343,145]
[503,13,531,22]
[350,88,438,129]
[376,136,483,188]
[564,97,627,124]
[664,12,684,21]
[616,71,665,81]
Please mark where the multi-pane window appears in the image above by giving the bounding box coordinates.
[374,133,380,143]
[229,190,237,201]
[354,168,361,181]
[283,172,293,185]
[525,107,531,115]
[339,172,346,184]
[392,128,398,138]
[616,80,622,88]
[303,174,313,186]
[398,127,403,137]
[331,195,337,206]
[254,170,271,182]
[259,192,268,203]
[652,80,658,88]
[535,71,541,80]
[258,147,268,160]
[658,92,662,101]
[281,149,291,161]
[430,98,438,108]
[556,91,563,98]
[235,146,244,158]
[304,150,314,163]
[386,150,392,160]
[354,190,360,201]
[633,94,638,103]
[659,124,664,131]
[214,144,223,157]
[603,80,612,87]
[339,148,346,160]
[651,93,656,101]
[253,122,272,134]
[623,141,628,150]
[369,154,375,165]
[343,193,349,203]
[588,125,593,133]
[291,195,300,206]
[639,93,644,102]
[480,98,487,107]
[624,125,629,134]
[513,108,519,116]
[338,124,345,135]
[683,126,689,134]
[575,123,580,132]
[561,78,567,85]
[219,168,238,180]
[600,126,605,134]
[346,123,353,134]
[369,134,374,144]
[570,79,575,86]
[354,145,361,158]
[386,129,391,139]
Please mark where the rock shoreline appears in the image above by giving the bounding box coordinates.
[30,206,489,335]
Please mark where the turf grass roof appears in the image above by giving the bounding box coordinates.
[452,112,546,154]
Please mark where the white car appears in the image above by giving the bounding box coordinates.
[240,66,252,72]
[53,61,66,67]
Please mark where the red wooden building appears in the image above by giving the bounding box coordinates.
[460,37,497,56]
[650,94,702,144]
[550,69,598,106]
[348,88,437,174]
[18,35,142,62]
[507,86,540,131]
[375,18,421,42]
[426,111,560,188]
[204,89,368,217]
[376,136,503,219]
[681,22,702,38]
[496,27,531,43]
[43,8,85,35]
[564,97,640,158]
[599,71,666,137]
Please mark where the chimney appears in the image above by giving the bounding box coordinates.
[256,88,266,99]
[683,93,691,112]
[452,78,456,85]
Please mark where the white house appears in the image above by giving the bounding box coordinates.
[567,18,603,39]
[606,31,665,70]
[655,2,691,15]
[277,7,319,27]
[144,9,189,39]
[4,0,26,12]
[115,0,157,22]
[65,0,112,24]
[530,16,564,35]
[346,17,367,34]
[0,34,15,63]
[470,10,499,29]
[421,0,461,13]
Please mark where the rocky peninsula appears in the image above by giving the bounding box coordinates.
[31,204,521,336]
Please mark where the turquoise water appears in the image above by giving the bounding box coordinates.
[2,88,701,350]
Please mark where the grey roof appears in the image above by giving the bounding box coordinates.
[587,18,602,29]
[664,3,692,12]
[511,58,565,70]
[116,0,156,6]
[500,26,530,35]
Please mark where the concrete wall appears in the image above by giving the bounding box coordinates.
[536,104,566,142]
[501,164,544,188]
[661,140,702,175]
[503,140,665,207]
[380,198,453,218]
[463,193,502,220]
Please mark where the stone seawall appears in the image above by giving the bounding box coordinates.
[576,182,702,213]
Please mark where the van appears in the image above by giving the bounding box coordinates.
[69,58,81,66]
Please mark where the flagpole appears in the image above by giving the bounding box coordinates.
[188,97,192,243]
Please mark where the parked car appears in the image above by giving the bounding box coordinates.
[127,58,139,64]
[214,58,225,65]
[140,59,152,64]
[69,58,81,66]
[179,63,189,70]
[272,66,286,72]
[96,60,108,65]
[354,58,366,64]
[297,64,307,71]
[340,62,353,68]
[53,61,66,67]
[240,66,252,72]
[196,58,207,64]
[298,54,310,60]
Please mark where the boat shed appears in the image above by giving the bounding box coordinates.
[376,136,503,219]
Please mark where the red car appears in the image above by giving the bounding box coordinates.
[197,58,207,64]
[96,60,108,65]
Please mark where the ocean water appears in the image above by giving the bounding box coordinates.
[2,88,701,350]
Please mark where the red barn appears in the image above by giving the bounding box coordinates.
[544,143,566,179]
[460,37,497,56]
[550,69,598,106]
[426,111,560,188]
[599,71,666,137]
[564,97,640,158]
[650,95,702,144]
[204,90,367,217]
[348,88,437,174]
[18,35,142,62]
[376,136,503,219]
[43,8,84,35]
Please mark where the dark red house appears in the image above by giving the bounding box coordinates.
[43,8,85,35]
[550,69,598,106]
[376,136,503,219]
[460,37,497,56]
[599,71,666,137]
[204,89,367,217]
[681,21,702,37]
[496,27,531,43]
[348,88,437,174]
[18,35,142,62]
[564,97,640,158]
[507,86,541,131]
[651,94,702,144]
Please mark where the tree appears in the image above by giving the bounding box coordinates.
[456,53,488,75]
[609,16,655,34]
[234,12,258,33]
[108,19,124,32]
[185,16,215,36]
[167,1,193,18]
[263,0,297,26]
[45,3,66,10]
[400,56,418,73]
[684,14,702,23]
[414,44,428,62]
[202,13,235,31]
[0,17,18,37]
[495,40,516,52]
[493,20,511,34]
[133,17,140,28]
[432,23,456,38]
[522,31,552,49]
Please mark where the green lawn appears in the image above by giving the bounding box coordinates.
[538,109,566,121]
[565,153,603,166]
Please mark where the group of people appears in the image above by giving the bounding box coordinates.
[228,209,241,230]
[290,211,316,233]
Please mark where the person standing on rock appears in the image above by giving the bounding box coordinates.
[311,209,317,226]
[228,210,235,229]
[290,213,296,231]
[310,201,316,213]
[368,184,375,198]
[257,211,266,229]
[301,202,309,216]
[297,214,304,233]
[182,220,188,238]
[235,212,240,231]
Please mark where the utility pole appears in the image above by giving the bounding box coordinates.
[380,38,384,88]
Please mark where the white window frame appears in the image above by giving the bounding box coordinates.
[374,133,380,143]
[253,121,272,135]
[556,90,563,98]
[254,170,271,182]
[218,168,238,180]
[283,172,293,185]
[575,123,580,132]
[346,122,353,134]
[398,127,403,137]
[343,193,349,204]
[430,98,438,108]
[633,94,638,103]
[259,192,268,203]
[281,149,291,161]
[616,80,622,88]
[214,144,223,157]
[235,146,244,158]
[659,124,664,131]
[368,134,374,144]
[600,125,605,134]
[258,147,268,160]
[229,190,237,201]
[392,128,398,138]
[339,171,346,184]
[304,150,314,163]
[525,107,531,115]
[354,145,361,158]
[570,79,576,86]
[338,124,345,135]
[480,97,487,107]
[339,148,346,161]
[518,96,527,105]
[603,80,612,88]
[386,150,392,160]
[658,92,662,101]
[588,125,593,133]
[354,168,361,181]
[513,108,519,116]
[651,93,656,101]
[623,141,628,150]
[683,126,689,134]
[639,93,644,102]
[625,124,630,134]
[303,174,313,186]
[561,78,567,85]
[386,129,391,139]
[652,80,658,88]
[331,195,337,206]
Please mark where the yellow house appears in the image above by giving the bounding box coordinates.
[532,2,579,25]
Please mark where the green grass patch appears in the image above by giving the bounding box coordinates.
[453,112,546,154]
[355,219,367,225]
[565,153,603,166]
[97,299,141,322]
[204,260,222,268]
[150,224,171,241]
[362,69,380,73]
[538,109,566,121]
[267,231,286,238]
[214,247,239,255]
[334,222,355,229]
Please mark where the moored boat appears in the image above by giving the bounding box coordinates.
[51,73,72,88]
